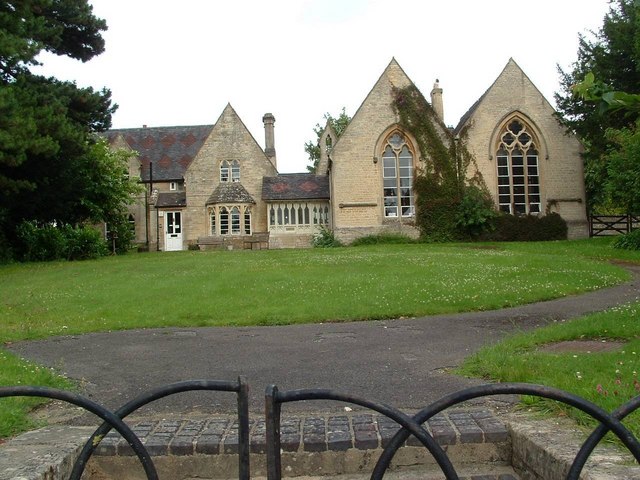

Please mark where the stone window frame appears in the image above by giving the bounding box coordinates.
[220,160,241,183]
[208,205,252,236]
[378,129,416,219]
[493,115,543,215]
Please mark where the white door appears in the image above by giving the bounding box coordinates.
[165,211,183,251]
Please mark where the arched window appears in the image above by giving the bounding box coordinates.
[220,207,229,234]
[382,132,414,218]
[231,160,240,182]
[220,160,240,182]
[496,119,541,214]
[244,207,252,235]
[220,161,230,182]
[231,206,241,234]
[209,207,216,235]
[128,214,135,234]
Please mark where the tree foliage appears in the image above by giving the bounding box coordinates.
[304,107,351,173]
[555,0,640,212]
[0,1,136,260]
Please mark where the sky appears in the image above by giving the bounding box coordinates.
[35,0,612,173]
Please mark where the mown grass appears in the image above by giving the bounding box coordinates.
[0,237,638,437]
[460,299,640,445]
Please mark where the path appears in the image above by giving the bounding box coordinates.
[7,265,640,420]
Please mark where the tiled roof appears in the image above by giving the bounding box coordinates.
[156,192,186,208]
[106,125,213,182]
[206,182,256,205]
[262,174,330,201]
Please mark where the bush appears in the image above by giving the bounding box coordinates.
[481,212,568,242]
[455,186,497,239]
[351,233,416,246]
[313,226,342,248]
[63,225,108,260]
[613,229,640,250]
[15,221,109,262]
[15,221,67,261]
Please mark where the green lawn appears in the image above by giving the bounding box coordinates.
[0,237,638,437]
[460,300,640,445]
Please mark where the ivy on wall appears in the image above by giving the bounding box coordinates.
[391,85,494,241]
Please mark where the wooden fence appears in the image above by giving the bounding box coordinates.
[589,214,639,237]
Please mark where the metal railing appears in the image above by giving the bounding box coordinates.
[2,380,640,479]
[0,378,249,480]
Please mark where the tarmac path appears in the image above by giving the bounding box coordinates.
[7,265,640,420]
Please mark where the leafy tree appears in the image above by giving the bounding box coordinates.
[304,107,351,173]
[555,0,640,212]
[0,1,132,259]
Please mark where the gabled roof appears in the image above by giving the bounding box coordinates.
[156,192,186,208]
[206,182,256,205]
[106,125,213,182]
[454,58,551,134]
[262,174,330,201]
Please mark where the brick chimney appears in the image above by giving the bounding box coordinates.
[430,79,444,123]
[263,113,276,167]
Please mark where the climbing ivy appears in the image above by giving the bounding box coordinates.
[391,85,495,240]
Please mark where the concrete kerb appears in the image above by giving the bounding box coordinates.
[2,408,640,480]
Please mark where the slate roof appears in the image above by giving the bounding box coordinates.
[206,182,256,205]
[156,192,187,208]
[262,174,330,201]
[106,125,213,182]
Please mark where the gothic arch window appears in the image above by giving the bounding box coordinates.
[220,160,241,183]
[382,132,414,218]
[496,119,541,215]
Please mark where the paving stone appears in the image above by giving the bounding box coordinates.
[195,434,222,454]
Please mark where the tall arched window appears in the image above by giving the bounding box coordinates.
[220,160,240,182]
[382,132,414,218]
[231,160,240,182]
[496,119,541,214]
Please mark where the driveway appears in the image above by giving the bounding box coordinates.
[7,265,639,419]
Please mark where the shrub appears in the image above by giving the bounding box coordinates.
[455,185,497,239]
[313,226,342,248]
[63,225,108,260]
[15,221,67,261]
[613,229,640,250]
[481,212,567,242]
[15,221,109,262]
[351,233,416,246]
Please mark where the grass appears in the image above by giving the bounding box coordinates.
[460,298,640,445]
[0,237,638,437]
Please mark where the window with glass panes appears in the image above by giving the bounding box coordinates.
[496,119,541,215]
[382,132,414,218]
[209,205,251,235]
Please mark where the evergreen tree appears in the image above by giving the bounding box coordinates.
[0,1,138,257]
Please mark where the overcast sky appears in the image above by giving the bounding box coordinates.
[36,0,611,173]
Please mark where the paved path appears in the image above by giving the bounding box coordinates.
[8,265,640,420]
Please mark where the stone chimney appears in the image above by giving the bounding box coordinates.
[263,113,276,165]
[430,79,444,123]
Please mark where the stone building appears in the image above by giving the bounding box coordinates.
[107,58,588,251]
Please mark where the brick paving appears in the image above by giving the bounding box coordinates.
[93,408,508,458]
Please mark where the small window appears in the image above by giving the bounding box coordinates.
[220,161,230,182]
[169,181,177,191]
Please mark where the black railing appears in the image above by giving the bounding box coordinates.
[2,380,640,479]
[589,214,639,236]
[0,377,249,480]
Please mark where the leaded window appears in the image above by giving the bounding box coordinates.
[382,132,414,218]
[220,161,230,182]
[267,202,329,233]
[496,119,541,214]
